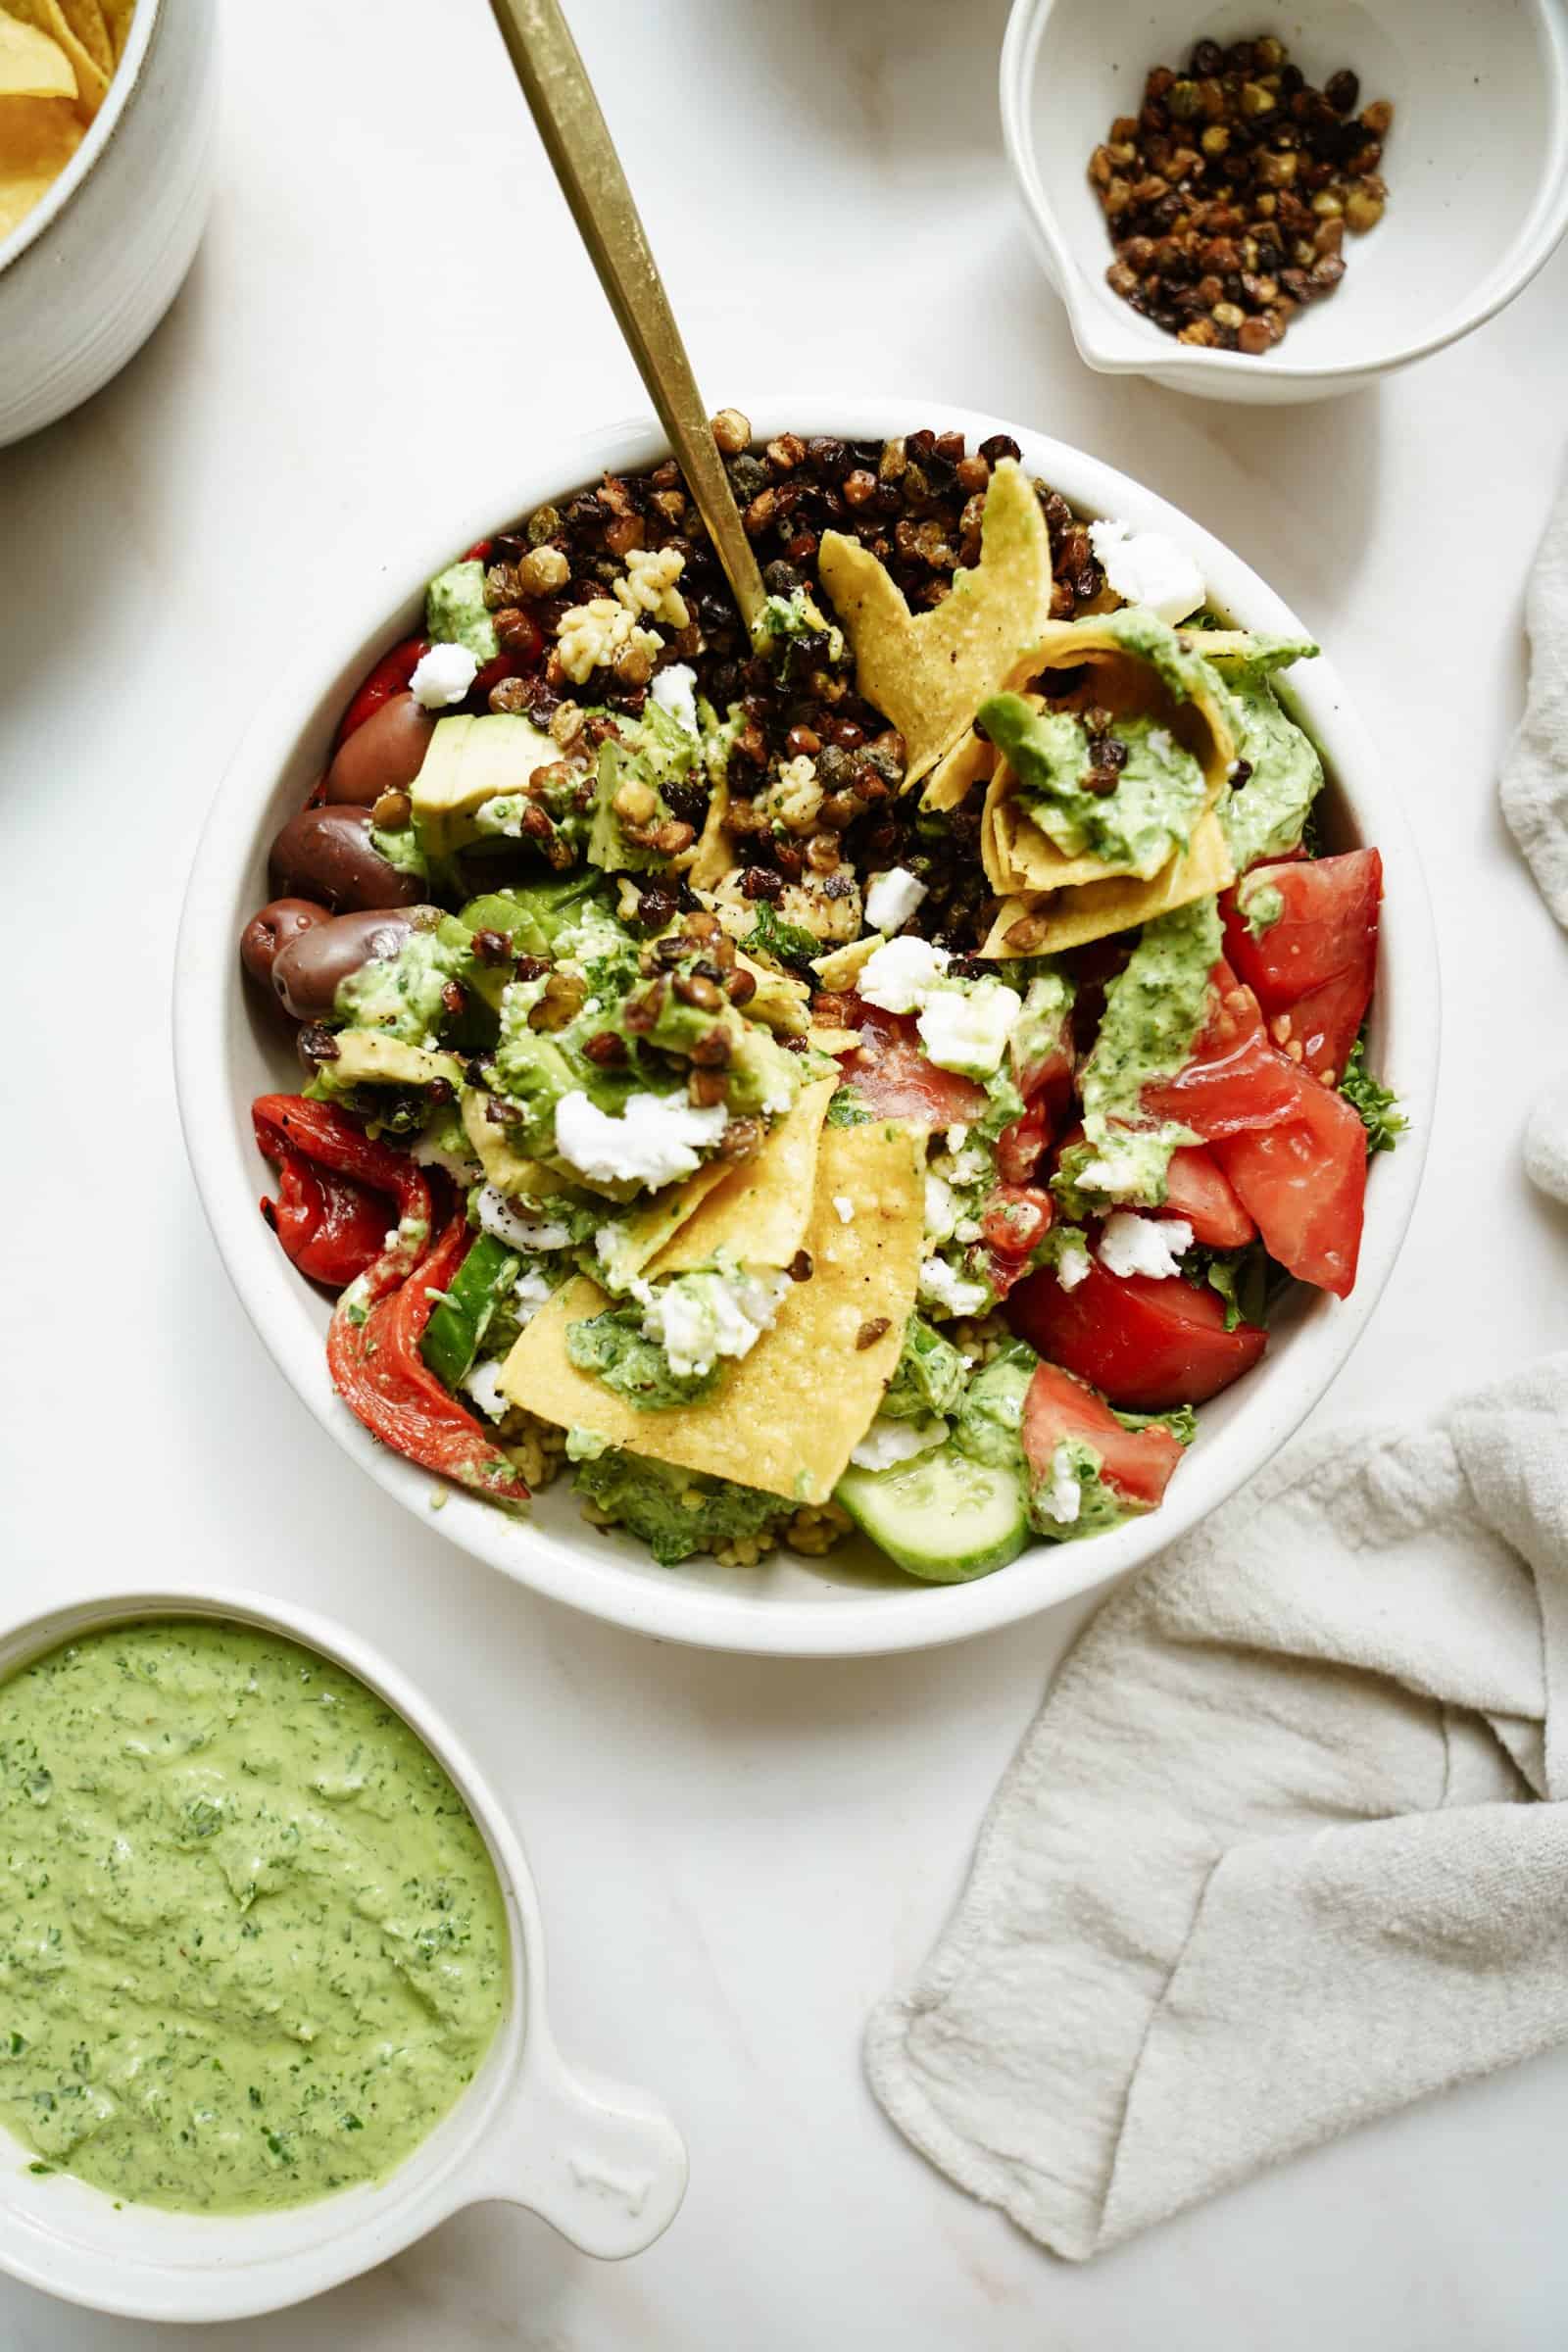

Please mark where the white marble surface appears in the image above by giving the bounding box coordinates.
[2,0,1567,2341]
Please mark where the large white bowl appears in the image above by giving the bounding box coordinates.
[174,400,1438,1659]
[1001,0,1568,404]
[0,0,217,449]
[0,1588,686,2323]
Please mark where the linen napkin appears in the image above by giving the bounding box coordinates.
[865,487,1568,2262]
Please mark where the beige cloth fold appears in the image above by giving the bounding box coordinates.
[865,1356,1568,2259]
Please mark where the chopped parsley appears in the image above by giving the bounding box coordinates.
[1339,1035,1406,1156]
[743,901,820,970]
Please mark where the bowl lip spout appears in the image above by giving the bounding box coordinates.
[999,0,1568,390]
[173,393,1439,1660]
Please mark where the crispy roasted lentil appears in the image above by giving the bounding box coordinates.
[1089,32,1393,352]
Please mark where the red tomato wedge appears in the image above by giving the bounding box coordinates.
[979,1184,1054,1298]
[1161,1144,1257,1249]
[997,1099,1052,1185]
[1212,1062,1366,1298]
[336,635,429,747]
[833,1003,988,1129]
[1021,1362,1185,1512]
[253,1096,432,1294]
[1008,1255,1268,1410]
[1223,850,1382,1009]
[1272,966,1370,1087]
[327,1212,530,1504]
[1138,961,1299,1139]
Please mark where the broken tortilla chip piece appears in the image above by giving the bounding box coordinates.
[645,1074,835,1276]
[921,723,997,814]
[4,0,103,115]
[688,771,731,891]
[500,1118,924,1503]
[0,12,74,96]
[0,90,80,233]
[818,460,1057,788]
[980,808,1235,958]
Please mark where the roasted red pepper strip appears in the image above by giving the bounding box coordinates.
[253,1095,433,1295]
[264,1149,391,1289]
[327,1213,530,1504]
[335,635,429,746]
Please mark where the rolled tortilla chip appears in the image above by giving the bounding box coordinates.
[979,808,1234,958]
[921,724,996,813]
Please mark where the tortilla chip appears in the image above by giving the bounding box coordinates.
[4,0,103,114]
[0,90,79,231]
[0,13,74,95]
[500,1118,924,1502]
[922,724,997,814]
[590,1159,737,1289]
[810,933,883,992]
[979,809,1235,958]
[817,461,1058,787]
[734,948,809,1036]
[97,0,129,61]
[646,1074,835,1276]
[56,0,109,73]
[688,773,731,890]
[808,1025,859,1054]
[979,614,1238,897]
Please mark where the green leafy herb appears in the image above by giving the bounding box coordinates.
[1181,1243,1270,1333]
[825,1086,871,1128]
[1339,1035,1406,1156]
[743,900,820,970]
[1113,1402,1199,1446]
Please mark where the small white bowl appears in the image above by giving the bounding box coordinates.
[1001,0,1568,402]
[0,0,217,449]
[0,1589,686,2324]
[173,397,1438,1659]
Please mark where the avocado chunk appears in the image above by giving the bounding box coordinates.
[323,1031,465,1091]
[412,713,562,862]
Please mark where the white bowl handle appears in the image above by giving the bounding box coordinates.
[467,2034,688,2259]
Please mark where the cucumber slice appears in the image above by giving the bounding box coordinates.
[835,1443,1029,1584]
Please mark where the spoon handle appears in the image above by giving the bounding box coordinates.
[487,0,766,637]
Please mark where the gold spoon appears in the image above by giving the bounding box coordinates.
[486,0,767,639]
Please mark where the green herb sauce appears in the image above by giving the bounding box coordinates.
[0,1620,508,2215]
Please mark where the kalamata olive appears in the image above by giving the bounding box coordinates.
[269,806,423,912]
[271,906,423,1021]
[240,897,331,989]
[322,691,435,806]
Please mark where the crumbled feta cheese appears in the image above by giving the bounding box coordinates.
[613,545,690,627]
[850,1414,949,1473]
[858,934,952,1015]
[923,1172,959,1242]
[650,661,700,734]
[917,980,1023,1078]
[1037,1442,1083,1526]
[1087,518,1204,625]
[832,1195,856,1224]
[409,640,479,709]
[1098,1212,1196,1280]
[408,1128,483,1183]
[461,1358,511,1423]
[954,1217,982,1245]
[476,1186,572,1253]
[919,1253,990,1318]
[554,1090,727,1189]
[1056,1236,1092,1291]
[556,597,662,686]
[641,1265,789,1379]
[946,1124,970,1152]
[864,865,928,936]
[513,1267,555,1326]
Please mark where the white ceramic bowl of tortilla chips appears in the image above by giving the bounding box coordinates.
[174,400,1437,1658]
[0,0,217,450]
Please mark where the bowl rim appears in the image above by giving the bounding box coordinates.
[998,0,1568,384]
[0,0,162,283]
[172,394,1439,1660]
[0,1585,685,2321]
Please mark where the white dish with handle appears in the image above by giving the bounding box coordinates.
[173,397,1438,1658]
[0,1587,686,2323]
